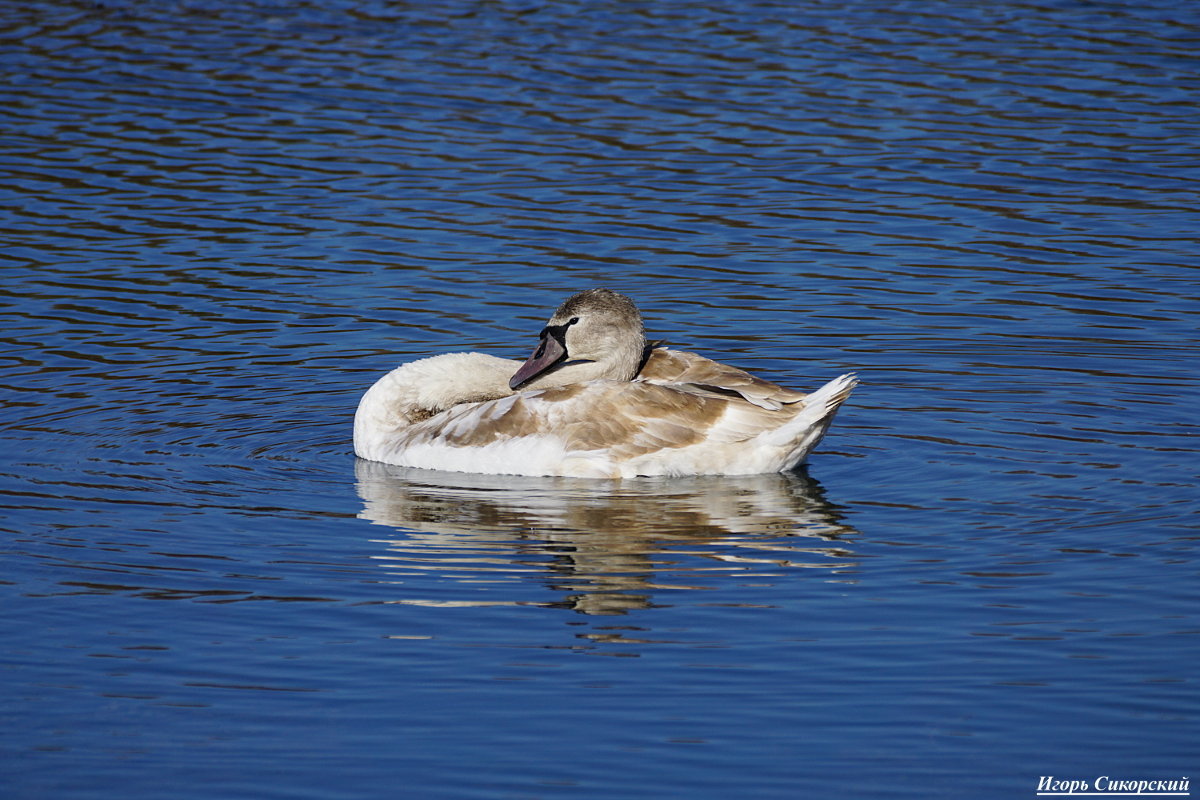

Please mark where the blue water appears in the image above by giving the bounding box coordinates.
[2,1,1198,798]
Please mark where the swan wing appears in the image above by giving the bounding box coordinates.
[637,347,806,410]
[385,381,807,477]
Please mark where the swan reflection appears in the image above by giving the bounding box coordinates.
[355,460,861,615]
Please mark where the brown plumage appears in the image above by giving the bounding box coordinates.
[353,289,858,478]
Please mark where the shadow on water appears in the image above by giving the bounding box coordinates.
[354,460,862,615]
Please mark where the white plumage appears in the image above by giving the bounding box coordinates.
[354,289,857,478]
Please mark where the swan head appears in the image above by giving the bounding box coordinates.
[510,288,646,390]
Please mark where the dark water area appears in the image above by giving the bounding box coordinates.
[2,1,1198,798]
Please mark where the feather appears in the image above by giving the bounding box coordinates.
[353,289,857,478]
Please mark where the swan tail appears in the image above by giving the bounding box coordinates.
[807,372,859,416]
[765,373,859,469]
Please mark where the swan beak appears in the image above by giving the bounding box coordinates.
[510,331,567,390]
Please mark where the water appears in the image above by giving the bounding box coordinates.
[2,1,1198,797]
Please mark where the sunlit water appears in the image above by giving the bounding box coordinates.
[2,1,1197,798]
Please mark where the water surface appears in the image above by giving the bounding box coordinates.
[2,1,1198,798]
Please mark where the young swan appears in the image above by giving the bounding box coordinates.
[353,288,857,478]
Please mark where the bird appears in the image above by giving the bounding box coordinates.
[353,288,857,478]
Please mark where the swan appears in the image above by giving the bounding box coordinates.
[353,288,858,478]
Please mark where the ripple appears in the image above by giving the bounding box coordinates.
[1,3,1198,796]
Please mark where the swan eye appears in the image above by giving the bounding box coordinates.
[568,316,580,325]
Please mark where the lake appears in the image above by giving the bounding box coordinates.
[2,1,1197,798]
